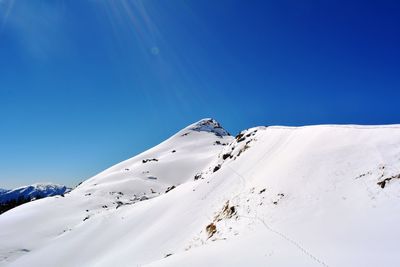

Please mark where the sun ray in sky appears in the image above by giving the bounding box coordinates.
[95,0,212,115]
[0,0,15,31]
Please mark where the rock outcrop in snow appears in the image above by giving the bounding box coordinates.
[0,120,399,267]
[186,118,230,137]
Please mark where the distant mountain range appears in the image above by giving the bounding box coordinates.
[0,183,71,214]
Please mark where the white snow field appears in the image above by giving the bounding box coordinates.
[0,119,399,267]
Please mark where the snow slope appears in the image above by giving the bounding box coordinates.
[0,119,399,267]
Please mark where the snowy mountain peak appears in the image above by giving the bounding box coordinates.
[187,118,230,137]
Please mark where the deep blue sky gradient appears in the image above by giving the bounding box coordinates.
[1,0,399,188]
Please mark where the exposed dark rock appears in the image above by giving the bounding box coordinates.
[206,223,217,238]
[142,158,159,163]
[235,133,246,142]
[165,186,176,193]
[378,174,400,188]
[194,173,203,180]
[215,201,236,222]
[222,153,231,160]
[116,201,124,209]
[213,165,221,173]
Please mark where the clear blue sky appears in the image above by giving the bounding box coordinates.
[1,0,399,188]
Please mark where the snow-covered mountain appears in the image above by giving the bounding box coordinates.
[0,183,71,214]
[0,183,71,203]
[0,118,399,267]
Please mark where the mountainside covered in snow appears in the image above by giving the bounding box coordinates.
[0,183,71,214]
[0,118,399,267]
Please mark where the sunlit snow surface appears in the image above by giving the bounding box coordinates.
[1,119,400,267]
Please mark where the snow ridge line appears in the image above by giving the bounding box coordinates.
[268,125,400,130]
